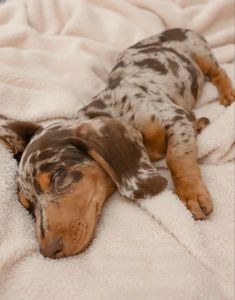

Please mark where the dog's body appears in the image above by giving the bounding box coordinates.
[0,29,234,258]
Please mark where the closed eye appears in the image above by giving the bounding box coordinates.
[52,168,82,192]
[53,168,66,181]
[52,167,67,189]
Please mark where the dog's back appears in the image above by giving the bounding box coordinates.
[108,29,215,110]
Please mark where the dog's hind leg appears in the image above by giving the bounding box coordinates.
[194,55,235,106]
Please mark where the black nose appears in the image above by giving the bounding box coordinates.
[40,238,64,258]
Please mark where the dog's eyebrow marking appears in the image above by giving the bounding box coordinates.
[33,178,43,195]
[36,172,52,193]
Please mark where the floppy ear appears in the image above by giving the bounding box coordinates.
[71,117,167,200]
[0,117,41,161]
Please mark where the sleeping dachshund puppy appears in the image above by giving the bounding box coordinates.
[0,29,234,258]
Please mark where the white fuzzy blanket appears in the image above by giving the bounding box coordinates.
[0,0,234,299]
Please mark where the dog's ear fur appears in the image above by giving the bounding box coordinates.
[18,190,30,209]
[71,117,167,200]
[18,191,35,216]
[0,117,41,161]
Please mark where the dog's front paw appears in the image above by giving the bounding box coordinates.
[176,180,213,220]
[219,87,235,106]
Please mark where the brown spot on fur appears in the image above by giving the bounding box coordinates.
[138,46,161,54]
[167,58,179,76]
[133,175,167,199]
[186,111,196,122]
[172,115,184,123]
[159,47,199,98]
[135,59,167,74]
[121,95,127,103]
[85,111,112,119]
[131,41,161,50]
[175,108,185,115]
[160,28,187,42]
[91,99,106,109]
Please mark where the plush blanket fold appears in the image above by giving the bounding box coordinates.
[0,0,234,299]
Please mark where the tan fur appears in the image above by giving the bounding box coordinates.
[166,146,213,220]
[18,191,30,209]
[36,172,52,192]
[39,162,115,257]
[142,120,167,161]
[195,55,235,106]
[89,150,118,182]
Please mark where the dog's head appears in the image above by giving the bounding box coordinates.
[0,116,167,258]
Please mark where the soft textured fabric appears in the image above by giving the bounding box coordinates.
[0,0,234,299]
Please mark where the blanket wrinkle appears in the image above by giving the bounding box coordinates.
[0,0,234,299]
[137,195,218,276]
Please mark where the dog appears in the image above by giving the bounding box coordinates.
[0,28,234,259]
